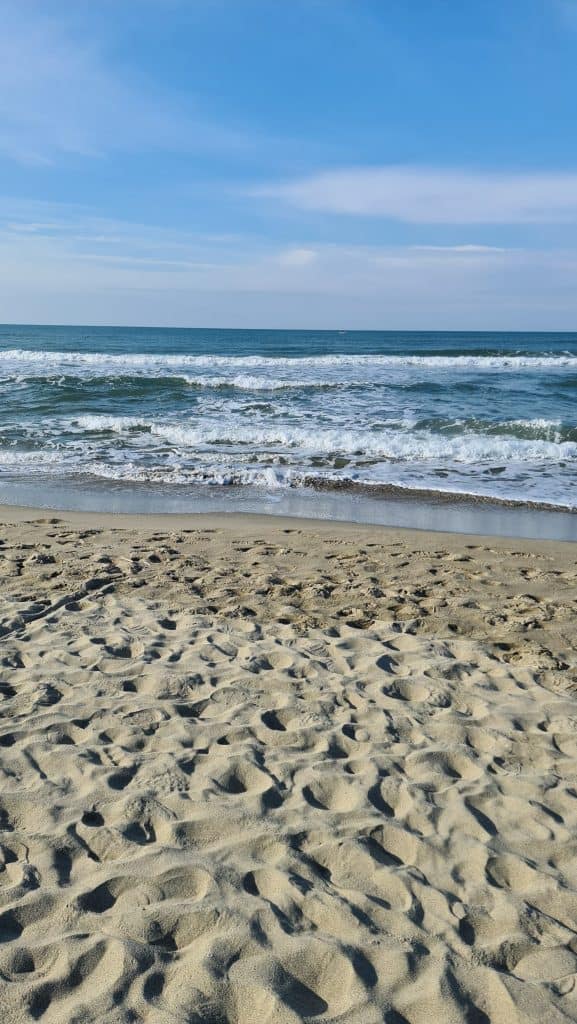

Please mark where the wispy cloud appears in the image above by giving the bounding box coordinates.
[277,247,319,267]
[0,199,514,286]
[410,244,508,253]
[0,3,249,163]
[256,166,577,224]
[2,197,576,328]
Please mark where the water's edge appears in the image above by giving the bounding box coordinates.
[1,478,576,543]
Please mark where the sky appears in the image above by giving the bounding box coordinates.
[2,0,577,330]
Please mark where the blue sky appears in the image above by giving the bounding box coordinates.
[2,0,577,328]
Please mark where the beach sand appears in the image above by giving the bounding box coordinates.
[1,507,577,1023]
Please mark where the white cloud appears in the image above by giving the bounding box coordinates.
[256,166,577,224]
[277,247,318,266]
[411,244,507,253]
[1,198,577,329]
[0,203,510,293]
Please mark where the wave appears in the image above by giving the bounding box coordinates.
[77,415,150,433]
[183,374,341,391]
[2,347,577,377]
[2,454,573,511]
[412,417,577,444]
[72,415,577,462]
[0,371,341,392]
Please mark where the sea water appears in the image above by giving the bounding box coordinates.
[1,325,576,537]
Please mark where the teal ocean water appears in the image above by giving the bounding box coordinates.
[1,325,577,529]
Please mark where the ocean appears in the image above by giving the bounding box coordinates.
[1,324,577,538]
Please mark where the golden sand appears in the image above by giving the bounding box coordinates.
[1,508,576,1023]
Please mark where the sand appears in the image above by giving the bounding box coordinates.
[1,507,577,1023]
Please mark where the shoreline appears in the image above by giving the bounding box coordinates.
[2,471,577,516]
[1,497,577,545]
[0,499,575,545]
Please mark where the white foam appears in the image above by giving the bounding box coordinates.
[2,347,577,378]
[71,415,577,462]
[1,441,576,509]
[17,458,574,510]
[80,461,289,488]
[76,415,149,433]
[0,449,65,471]
[183,374,338,390]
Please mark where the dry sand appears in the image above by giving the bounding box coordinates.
[1,507,577,1023]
